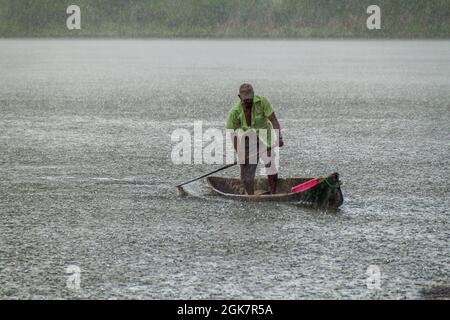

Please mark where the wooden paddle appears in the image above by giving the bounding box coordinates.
[176,161,237,195]
[176,148,261,195]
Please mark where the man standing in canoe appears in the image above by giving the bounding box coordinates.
[226,83,284,195]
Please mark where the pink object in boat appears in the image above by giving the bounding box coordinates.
[291,178,320,193]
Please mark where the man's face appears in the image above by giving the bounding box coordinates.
[239,95,253,108]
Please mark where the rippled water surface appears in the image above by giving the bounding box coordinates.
[0,40,449,299]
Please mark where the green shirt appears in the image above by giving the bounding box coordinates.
[226,95,274,147]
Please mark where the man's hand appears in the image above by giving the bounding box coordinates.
[268,112,284,147]
[278,136,284,147]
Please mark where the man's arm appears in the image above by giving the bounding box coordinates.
[232,133,238,152]
[226,109,240,153]
[268,112,284,147]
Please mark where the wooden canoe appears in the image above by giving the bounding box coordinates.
[206,172,344,209]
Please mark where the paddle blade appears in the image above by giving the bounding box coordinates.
[291,178,320,193]
[176,185,189,197]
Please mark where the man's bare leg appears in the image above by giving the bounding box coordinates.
[242,178,255,195]
[268,174,278,194]
[240,164,257,195]
[263,147,278,194]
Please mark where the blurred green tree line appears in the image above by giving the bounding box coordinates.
[0,0,449,37]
